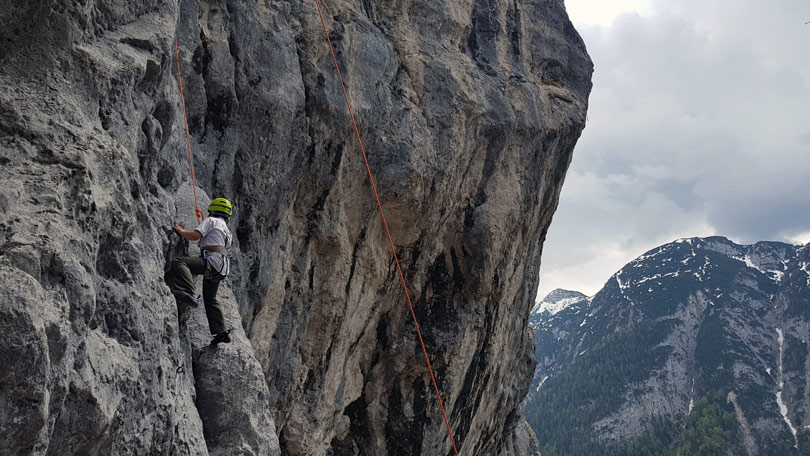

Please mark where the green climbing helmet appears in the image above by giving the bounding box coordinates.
[208,197,233,217]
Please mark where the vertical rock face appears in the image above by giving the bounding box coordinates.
[0,0,591,455]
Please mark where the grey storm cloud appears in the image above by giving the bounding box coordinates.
[537,0,810,298]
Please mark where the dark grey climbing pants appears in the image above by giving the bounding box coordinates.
[167,256,225,335]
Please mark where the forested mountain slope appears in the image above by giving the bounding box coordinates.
[527,237,810,455]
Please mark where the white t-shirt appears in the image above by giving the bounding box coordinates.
[196,216,233,249]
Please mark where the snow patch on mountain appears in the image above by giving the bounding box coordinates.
[532,289,587,315]
[636,271,680,286]
[776,328,799,448]
[732,255,786,282]
[536,375,549,392]
[616,270,629,290]
[734,255,766,274]
[800,262,810,287]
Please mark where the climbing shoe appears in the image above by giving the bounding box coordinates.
[210,331,231,347]
[172,290,200,308]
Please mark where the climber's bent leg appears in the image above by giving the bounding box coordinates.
[168,257,206,293]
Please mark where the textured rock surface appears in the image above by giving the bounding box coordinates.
[499,420,542,456]
[0,0,591,454]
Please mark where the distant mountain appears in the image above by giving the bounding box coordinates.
[529,289,589,395]
[531,289,588,318]
[525,236,810,456]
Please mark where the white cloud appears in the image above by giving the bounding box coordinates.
[564,0,654,27]
[787,232,810,246]
[537,0,810,300]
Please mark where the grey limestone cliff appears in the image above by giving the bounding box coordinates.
[0,0,591,454]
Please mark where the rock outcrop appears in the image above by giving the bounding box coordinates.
[0,0,591,454]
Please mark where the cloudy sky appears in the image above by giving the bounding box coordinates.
[537,0,810,299]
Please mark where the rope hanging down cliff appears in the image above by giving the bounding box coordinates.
[173,6,459,453]
[312,1,460,454]
[173,36,202,224]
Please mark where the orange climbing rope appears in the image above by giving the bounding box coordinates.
[311,1,460,455]
[174,36,202,224]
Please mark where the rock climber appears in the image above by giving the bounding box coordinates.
[166,197,234,346]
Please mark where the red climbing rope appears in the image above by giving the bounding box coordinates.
[311,2,460,455]
[174,36,202,224]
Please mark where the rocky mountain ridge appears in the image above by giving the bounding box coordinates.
[530,288,587,318]
[0,0,591,454]
[526,236,810,455]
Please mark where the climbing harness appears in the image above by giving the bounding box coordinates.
[311,1,460,454]
[202,247,230,282]
[173,36,203,224]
